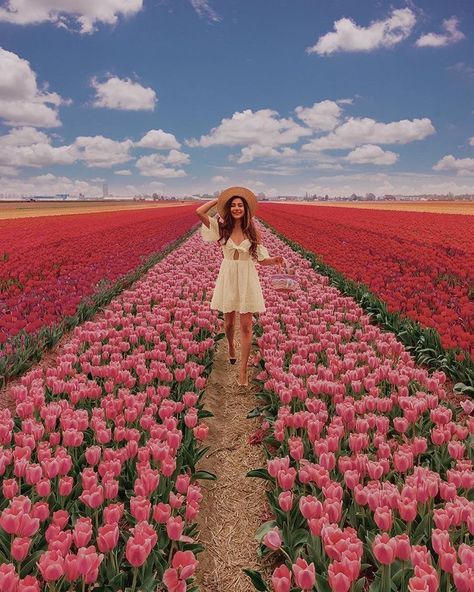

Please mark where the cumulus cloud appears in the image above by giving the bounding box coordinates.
[433,155,474,175]
[307,8,416,55]
[136,129,181,150]
[187,109,311,148]
[0,173,103,196]
[74,135,134,167]
[0,0,143,34]
[294,100,343,132]
[416,17,465,48]
[0,48,66,127]
[136,154,187,177]
[91,76,157,111]
[0,127,77,168]
[302,117,435,151]
[346,144,398,165]
[189,0,220,22]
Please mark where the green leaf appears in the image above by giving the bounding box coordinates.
[246,468,272,481]
[193,470,217,480]
[242,568,269,591]
[353,577,367,592]
[315,573,332,592]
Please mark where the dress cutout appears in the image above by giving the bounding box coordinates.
[201,215,270,313]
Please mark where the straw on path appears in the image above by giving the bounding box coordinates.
[195,321,272,591]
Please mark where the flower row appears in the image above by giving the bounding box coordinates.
[0,205,196,349]
[0,230,221,591]
[258,204,474,355]
[247,224,473,592]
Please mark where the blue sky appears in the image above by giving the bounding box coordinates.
[0,0,473,198]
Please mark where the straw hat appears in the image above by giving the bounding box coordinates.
[216,186,257,218]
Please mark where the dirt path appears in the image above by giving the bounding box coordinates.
[195,322,271,591]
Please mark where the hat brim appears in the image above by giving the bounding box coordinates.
[217,186,257,218]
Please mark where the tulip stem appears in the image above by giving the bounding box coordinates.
[131,567,138,592]
[382,563,391,592]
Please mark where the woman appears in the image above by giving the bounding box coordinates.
[196,186,284,386]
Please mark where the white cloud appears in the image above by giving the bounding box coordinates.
[0,127,77,167]
[0,48,65,127]
[0,173,103,196]
[416,17,465,48]
[136,129,181,150]
[237,145,297,164]
[302,117,435,151]
[91,76,157,111]
[346,144,398,165]
[164,150,190,166]
[295,100,343,132]
[0,0,143,34]
[136,154,187,177]
[189,0,220,22]
[433,155,474,175]
[187,108,311,149]
[211,175,229,183]
[114,169,132,175]
[74,135,134,167]
[307,8,416,55]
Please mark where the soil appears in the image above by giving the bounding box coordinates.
[195,322,272,591]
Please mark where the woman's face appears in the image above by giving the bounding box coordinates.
[230,198,245,220]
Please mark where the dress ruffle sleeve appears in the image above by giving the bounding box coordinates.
[201,215,220,242]
[256,244,270,262]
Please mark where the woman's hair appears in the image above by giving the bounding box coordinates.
[218,196,258,259]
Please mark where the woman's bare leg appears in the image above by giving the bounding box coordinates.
[239,313,253,385]
[224,311,236,359]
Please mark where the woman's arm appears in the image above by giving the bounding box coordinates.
[196,198,219,228]
[258,255,285,267]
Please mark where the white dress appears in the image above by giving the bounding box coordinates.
[201,216,270,313]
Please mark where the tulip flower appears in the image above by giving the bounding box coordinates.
[37,550,65,582]
[292,558,316,590]
[263,527,283,551]
[271,564,292,592]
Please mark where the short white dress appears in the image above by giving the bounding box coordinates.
[201,215,270,313]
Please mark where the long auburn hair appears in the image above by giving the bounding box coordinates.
[218,196,258,259]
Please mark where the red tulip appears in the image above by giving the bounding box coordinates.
[37,550,64,582]
[292,558,316,590]
[271,564,291,592]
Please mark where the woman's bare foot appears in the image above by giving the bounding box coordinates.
[238,368,248,386]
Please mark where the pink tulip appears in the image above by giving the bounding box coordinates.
[125,535,151,567]
[17,575,40,592]
[103,502,124,525]
[58,476,73,496]
[166,516,184,541]
[263,527,283,551]
[372,533,397,565]
[163,568,186,592]
[31,502,49,522]
[97,523,119,553]
[271,563,292,592]
[130,496,151,522]
[37,550,64,582]
[76,546,104,584]
[408,576,430,592]
[328,562,352,592]
[73,517,92,548]
[3,480,18,499]
[153,502,171,524]
[374,507,393,532]
[0,563,19,592]
[63,553,80,582]
[292,558,316,590]
[11,537,31,562]
[278,491,293,512]
[172,550,198,580]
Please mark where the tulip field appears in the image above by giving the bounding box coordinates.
[0,202,473,592]
[0,205,197,383]
[257,204,474,357]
